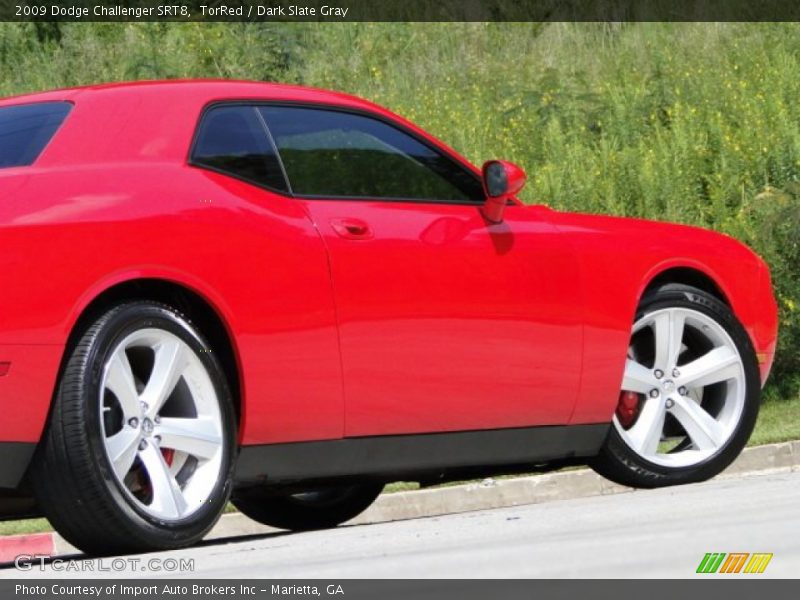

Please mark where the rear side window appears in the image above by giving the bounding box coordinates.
[259,106,484,202]
[0,102,72,168]
[191,106,288,192]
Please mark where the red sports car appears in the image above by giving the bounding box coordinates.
[0,81,778,555]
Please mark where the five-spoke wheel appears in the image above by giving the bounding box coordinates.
[100,329,225,521]
[592,284,760,487]
[616,307,745,467]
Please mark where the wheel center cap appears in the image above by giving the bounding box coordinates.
[141,418,154,437]
[662,379,675,393]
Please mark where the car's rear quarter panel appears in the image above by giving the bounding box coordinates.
[0,163,344,445]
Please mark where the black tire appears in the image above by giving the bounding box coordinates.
[590,284,761,488]
[232,483,384,531]
[30,301,236,555]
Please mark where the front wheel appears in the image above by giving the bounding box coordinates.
[232,483,384,531]
[31,301,236,555]
[590,284,761,488]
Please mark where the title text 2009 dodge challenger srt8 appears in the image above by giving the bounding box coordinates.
[0,81,778,555]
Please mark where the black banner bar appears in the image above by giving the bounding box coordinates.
[2,0,800,23]
[3,580,800,600]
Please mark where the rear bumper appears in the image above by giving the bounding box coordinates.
[0,442,36,489]
[0,344,61,441]
[0,344,62,488]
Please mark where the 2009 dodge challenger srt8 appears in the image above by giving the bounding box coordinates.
[0,80,778,555]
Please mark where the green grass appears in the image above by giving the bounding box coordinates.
[750,395,800,445]
[0,518,51,536]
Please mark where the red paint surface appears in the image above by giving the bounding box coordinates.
[0,81,779,448]
[0,533,54,563]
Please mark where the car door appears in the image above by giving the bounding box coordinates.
[258,104,584,437]
[189,104,345,444]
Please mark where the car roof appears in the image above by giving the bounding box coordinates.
[0,80,478,175]
[0,79,382,112]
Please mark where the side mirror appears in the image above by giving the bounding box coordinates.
[480,160,527,223]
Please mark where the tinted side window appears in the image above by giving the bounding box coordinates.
[192,106,288,192]
[0,102,72,168]
[259,106,484,202]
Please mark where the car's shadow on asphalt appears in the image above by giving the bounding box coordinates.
[0,530,296,571]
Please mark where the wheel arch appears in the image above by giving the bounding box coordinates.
[59,277,244,433]
[639,264,731,308]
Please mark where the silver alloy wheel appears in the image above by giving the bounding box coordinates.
[614,307,746,468]
[99,328,224,520]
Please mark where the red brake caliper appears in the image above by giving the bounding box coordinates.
[161,448,175,466]
[616,391,642,428]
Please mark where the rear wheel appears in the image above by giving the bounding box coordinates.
[591,284,760,488]
[31,302,236,555]
[232,483,384,531]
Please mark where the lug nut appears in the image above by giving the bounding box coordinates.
[138,439,148,451]
[154,416,161,424]
[154,435,161,444]
[128,417,139,428]
[672,368,681,378]
[678,386,688,396]
[665,398,675,409]
[140,401,149,412]
[649,389,659,398]
[654,369,664,379]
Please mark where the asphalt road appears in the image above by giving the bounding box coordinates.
[4,470,798,579]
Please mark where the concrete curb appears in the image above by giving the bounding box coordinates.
[0,533,54,563]
[13,439,798,556]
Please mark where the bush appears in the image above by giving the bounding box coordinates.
[288,22,800,398]
[736,186,800,399]
[1,22,797,397]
